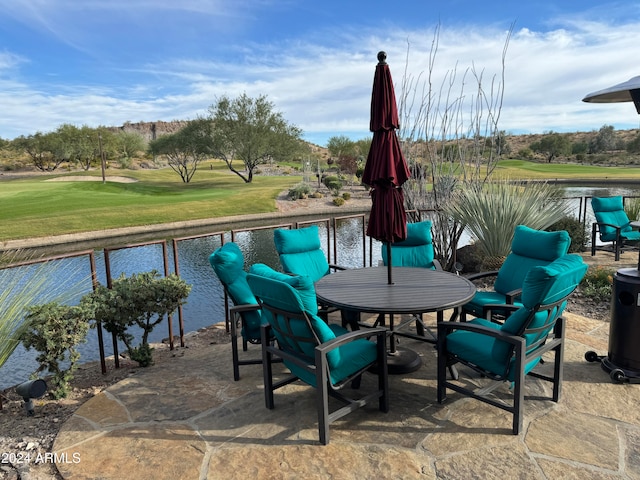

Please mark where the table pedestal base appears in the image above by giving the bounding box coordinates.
[386,346,422,374]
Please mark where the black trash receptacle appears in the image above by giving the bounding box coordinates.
[604,267,640,377]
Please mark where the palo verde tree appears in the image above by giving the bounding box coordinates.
[530,131,572,162]
[12,132,65,171]
[148,118,213,183]
[208,93,303,183]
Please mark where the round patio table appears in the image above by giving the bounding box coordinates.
[315,267,476,374]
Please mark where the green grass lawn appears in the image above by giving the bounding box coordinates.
[0,166,299,241]
[2,159,640,242]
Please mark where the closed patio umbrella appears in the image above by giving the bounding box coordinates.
[363,51,411,284]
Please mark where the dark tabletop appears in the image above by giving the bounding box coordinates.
[315,266,476,315]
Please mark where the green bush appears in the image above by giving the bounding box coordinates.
[546,216,587,253]
[323,175,343,195]
[332,197,345,206]
[288,182,312,200]
[22,303,93,398]
[580,266,614,303]
[83,270,191,367]
[342,192,351,200]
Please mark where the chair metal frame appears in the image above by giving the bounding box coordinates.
[437,297,567,435]
[591,220,639,261]
[227,302,263,381]
[259,304,389,445]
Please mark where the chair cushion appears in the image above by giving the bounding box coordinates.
[274,225,331,283]
[287,324,378,387]
[493,225,570,295]
[249,263,318,315]
[519,254,588,308]
[382,221,436,269]
[209,242,262,341]
[446,316,543,381]
[592,196,633,240]
[247,268,352,374]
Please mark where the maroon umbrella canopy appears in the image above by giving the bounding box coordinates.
[363,51,411,245]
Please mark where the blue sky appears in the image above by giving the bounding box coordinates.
[1,1,640,146]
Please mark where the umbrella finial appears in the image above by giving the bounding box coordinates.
[377,51,387,65]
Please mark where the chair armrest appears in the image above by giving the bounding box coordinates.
[503,288,522,304]
[481,303,520,320]
[594,221,623,234]
[465,270,499,282]
[329,264,347,272]
[230,304,260,316]
[315,327,388,354]
[437,320,523,347]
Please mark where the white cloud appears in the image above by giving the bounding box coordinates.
[1,8,640,145]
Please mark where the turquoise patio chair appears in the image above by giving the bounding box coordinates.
[591,196,640,261]
[209,242,268,381]
[247,263,389,445]
[274,225,358,329]
[381,220,442,338]
[381,220,442,270]
[460,225,571,322]
[437,253,588,434]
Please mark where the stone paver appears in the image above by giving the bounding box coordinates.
[52,307,640,480]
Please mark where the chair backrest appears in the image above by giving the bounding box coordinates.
[209,242,261,340]
[493,225,571,296]
[381,220,437,269]
[274,225,330,283]
[247,263,339,368]
[592,196,632,239]
[493,253,588,378]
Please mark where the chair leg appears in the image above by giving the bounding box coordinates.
[261,327,275,410]
[231,317,240,381]
[436,335,447,403]
[341,309,360,330]
[591,224,597,256]
[512,342,526,435]
[415,313,425,337]
[552,318,565,402]
[315,351,330,445]
[377,333,389,412]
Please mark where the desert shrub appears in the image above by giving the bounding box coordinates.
[311,191,323,199]
[323,175,343,195]
[342,192,351,200]
[580,266,614,303]
[332,197,345,206]
[117,156,133,169]
[22,303,93,398]
[83,271,191,367]
[546,216,587,253]
[288,183,312,200]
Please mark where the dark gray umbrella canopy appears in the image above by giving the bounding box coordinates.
[582,75,640,113]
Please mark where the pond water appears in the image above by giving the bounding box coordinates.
[0,217,381,390]
[2,182,639,390]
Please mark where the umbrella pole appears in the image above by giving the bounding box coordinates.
[386,242,393,285]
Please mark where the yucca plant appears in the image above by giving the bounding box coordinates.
[624,197,640,223]
[446,179,569,269]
